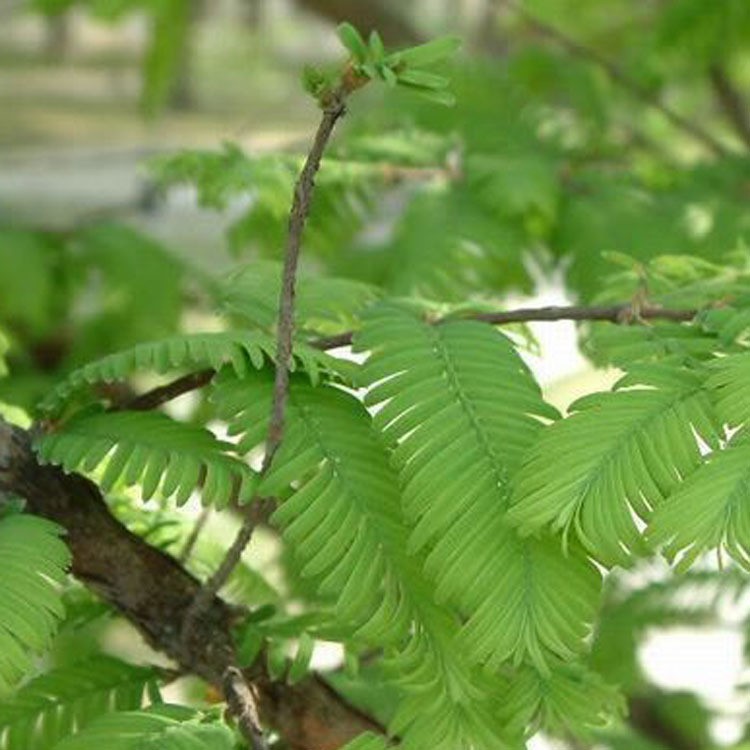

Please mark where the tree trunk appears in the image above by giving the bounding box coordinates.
[294,0,422,44]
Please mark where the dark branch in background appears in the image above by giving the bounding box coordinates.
[178,506,212,564]
[294,0,422,44]
[0,419,383,750]
[709,64,750,151]
[629,696,700,750]
[498,0,729,158]
[124,368,215,411]
[124,302,699,408]
[465,302,696,326]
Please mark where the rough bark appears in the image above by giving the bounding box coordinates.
[0,419,382,750]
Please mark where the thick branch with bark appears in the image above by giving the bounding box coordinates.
[0,419,382,750]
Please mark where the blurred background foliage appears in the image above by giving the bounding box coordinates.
[2,1,750,748]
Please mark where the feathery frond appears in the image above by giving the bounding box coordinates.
[0,656,159,750]
[355,303,600,669]
[35,410,256,508]
[211,368,516,750]
[706,350,750,424]
[508,367,720,566]
[52,705,235,750]
[39,330,338,416]
[500,662,624,738]
[647,435,750,570]
[0,514,69,692]
[221,261,381,335]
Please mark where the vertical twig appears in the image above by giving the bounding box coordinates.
[180,87,350,749]
[177,506,211,564]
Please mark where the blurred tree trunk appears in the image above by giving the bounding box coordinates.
[294,0,422,44]
[167,0,200,110]
[44,12,72,63]
[475,0,507,56]
[244,0,262,28]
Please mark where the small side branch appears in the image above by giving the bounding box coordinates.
[709,64,750,151]
[177,506,212,564]
[499,0,729,158]
[123,368,215,412]
[125,303,699,407]
[224,667,268,750]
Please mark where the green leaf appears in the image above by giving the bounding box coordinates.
[396,69,451,90]
[288,633,315,684]
[52,704,235,750]
[647,435,750,571]
[356,303,599,669]
[369,31,386,61]
[388,36,462,67]
[0,514,70,691]
[35,411,257,509]
[339,734,390,750]
[398,84,456,106]
[221,261,381,337]
[508,367,721,567]
[337,23,369,63]
[211,368,516,749]
[0,330,8,379]
[38,329,338,416]
[0,656,159,750]
[500,662,625,736]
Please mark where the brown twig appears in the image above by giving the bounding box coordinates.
[177,506,212,564]
[180,89,351,745]
[224,667,268,750]
[123,302,698,408]
[498,0,729,158]
[709,64,750,151]
[123,368,215,412]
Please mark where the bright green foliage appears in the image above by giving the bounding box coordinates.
[0,515,69,692]
[52,705,235,750]
[647,436,750,570]
[212,369,516,749]
[335,24,460,106]
[499,662,625,737]
[9,4,750,749]
[707,351,750,424]
[355,304,600,669]
[38,329,336,416]
[509,368,720,566]
[35,410,257,508]
[0,656,158,750]
[0,231,62,338]
[339,733,390,750]
[221,262,381,335]
[71,223,184,361]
